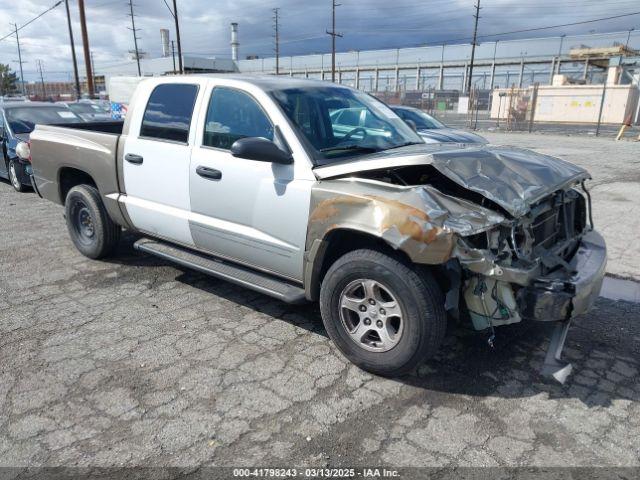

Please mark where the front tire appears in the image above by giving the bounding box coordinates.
[65,184,121,259]
[8,159,25,192]
[320,249,446,377]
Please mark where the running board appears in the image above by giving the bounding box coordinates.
[133,238,307,304]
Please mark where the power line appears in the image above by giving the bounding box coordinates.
[0,1,63,43]
[477,11,640,40]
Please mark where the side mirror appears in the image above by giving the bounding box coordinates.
[405,119,418,132]
[231,137,293,165]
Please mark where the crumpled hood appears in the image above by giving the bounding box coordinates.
[419,128,487,144]
[314,144,590,218]
[429,146,589,216]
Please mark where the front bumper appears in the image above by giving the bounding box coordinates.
[517,230,606,322]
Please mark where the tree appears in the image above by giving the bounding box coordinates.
[0,64,19,96]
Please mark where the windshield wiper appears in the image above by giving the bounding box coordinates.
[383,141,423,151]
[320,144,381,154]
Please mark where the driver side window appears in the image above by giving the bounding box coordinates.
[203,87,274,150]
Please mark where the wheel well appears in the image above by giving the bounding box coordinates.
[308,229,412,301]
[308,229,451,302]
[59,168,97,203]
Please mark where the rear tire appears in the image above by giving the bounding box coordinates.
[320,249,446,377]
[65,184,121,259]
[8,159,25,192]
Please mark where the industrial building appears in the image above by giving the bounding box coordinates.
[96,26,640,124]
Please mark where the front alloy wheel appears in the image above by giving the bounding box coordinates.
[339,278,404,352]
[320,249,446,377]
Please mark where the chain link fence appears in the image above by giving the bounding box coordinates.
[372,82,636,138]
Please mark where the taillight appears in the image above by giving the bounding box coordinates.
[16,141,31,163]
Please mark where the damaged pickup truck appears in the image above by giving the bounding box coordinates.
[27,75,606,382]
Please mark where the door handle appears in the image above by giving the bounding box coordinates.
[196,166,222,180]
[125,153,144,165]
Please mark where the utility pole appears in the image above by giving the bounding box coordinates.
[37,60,46,98]
[326,0,342,83]
[171,40,177,73]
[90,51,97,88]
[556,34,566,75]
[466,0,481,95]
[172,0,183,73]
[12,23,26,95]
[163,0,183,73]
[77,0,94,97]
[625,28,635,51]
[127,0,142,76]
[273,8,280,75]
[64,0,81,99]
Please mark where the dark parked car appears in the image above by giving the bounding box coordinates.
[391,105,487,145]
[0,102,83,192]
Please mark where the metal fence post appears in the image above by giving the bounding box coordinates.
[596,81,607,136]
[528,83,539,133]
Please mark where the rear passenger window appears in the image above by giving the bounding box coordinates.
[140,84,198,143]
[203,87,273,150]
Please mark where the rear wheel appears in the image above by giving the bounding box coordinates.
[320,249,446,377]
[8,159,25,192]
[65,184,121,259]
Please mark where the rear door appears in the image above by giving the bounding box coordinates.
[121,81,203,246]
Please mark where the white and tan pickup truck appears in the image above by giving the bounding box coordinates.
[26,75,606,381]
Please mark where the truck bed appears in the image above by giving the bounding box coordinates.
[29,122,128,226]
[58,120,124,135]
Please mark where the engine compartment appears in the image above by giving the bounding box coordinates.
[348,164,593,331]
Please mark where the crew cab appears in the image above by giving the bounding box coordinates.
[27,75,606,382]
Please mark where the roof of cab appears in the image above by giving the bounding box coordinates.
[145,74,347,92]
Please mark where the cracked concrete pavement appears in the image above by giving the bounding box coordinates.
[1,133,639,469]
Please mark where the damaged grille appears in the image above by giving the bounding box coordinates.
[523,189,587,260]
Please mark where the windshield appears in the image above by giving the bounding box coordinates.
[270,86,422,164]
[394,108,445,130]
[5,106,82,134]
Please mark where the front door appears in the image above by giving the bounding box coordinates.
[188,85,312,280]
[121,82,201,246]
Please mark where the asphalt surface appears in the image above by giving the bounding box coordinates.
[1,134,639,470]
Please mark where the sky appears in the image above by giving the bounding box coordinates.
[0,0,639,82]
